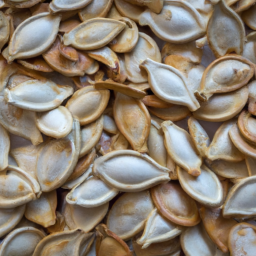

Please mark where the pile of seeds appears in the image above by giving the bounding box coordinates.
[0,0,255,255]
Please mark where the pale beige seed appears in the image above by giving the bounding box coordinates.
[66,175,118,207]
[0,124,9,172]
[124,32,161,83]
[79,0,114,21]
[140,58,200,111]
[188,117,210,158]
[93,150,170,192]
[25,191,57,228]
[137,208,184,248]
[207,119,244,162]
[114,0,145,22]
[114,93,150,152]
[36,119,80,192]
[63,202,108,232]
[49,0,93,13]
[0,205,26,238]
[193,86,249,122]
[17,58,54,73]
[196,55,254,101]
[0,96,43,145]
[63,18,126,50]
[125,0,163,13]
[103,115,118,134]
[223,176,256,217]
[4,79,74,112]
[0,165,40,208]
[36,106,73,139]
[139,0,206,43]
[80,116,104,157]
[181,224,218,256]
[8,12,61,62]
[0,227,45,256]
[207,159,249,179]
[33,229,94,256]
[228,223,256,256]
[177,165,224,207]
[161,120,202,177]
[242,4,256,30]
[207,0,245,57]
[109,17,139,53]
[66,86,110,126]
[107,191,154,240]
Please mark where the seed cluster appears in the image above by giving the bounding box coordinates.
[0,0,255,255]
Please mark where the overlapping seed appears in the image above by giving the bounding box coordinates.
[0,0,255,255]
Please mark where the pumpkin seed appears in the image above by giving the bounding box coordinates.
[93,150,170,192]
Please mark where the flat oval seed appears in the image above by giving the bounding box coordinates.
[148,105,190,121]
[66,176,118,207]
[197,55,254,101]
[113,93,150,152]
[0,227,45,256]
[106,191,154,240]
[142,95,174,108]
[109,17,139,53]
[188,118,210,159]
[36,119,80,192]
[79,0,114,21]
[151,182,200,226]
[207,119,244,162]
[0,96,43,145]
[238,110,256,145]
[245,156,256,176]
[137,208,184,248]
[207,159,249,179]
[25,191,57,228]
[63,18,126,50]
[8,12,61,62]
[4,79,73,112]
[148,123,167,167]
[33,229,93,256]
[133,236,181,256]
[0,165,40,208]
[103,115,118,134]
[193,86,249,122]
[181,224,218,256]
[96,224,133,256]
[114,0,145,22]
[161,120,202,177]
[49,0,93,13]
[207,0,245,57]
[223,176,256,217]
[93,150,170,192]
[80,115,104,157]
[124,32,161,83]
[0,205,26,237]
[11,142,42,179]
[66,86,110,126]
[229,124,256,158]
[141,58,200,111]
[36,106,73,139]
[200,207,237,253]
[177,165,223,207]
[139,0,206,43]
[125,0,163,13]
[63,203,108,232]
[228,223,256,256]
